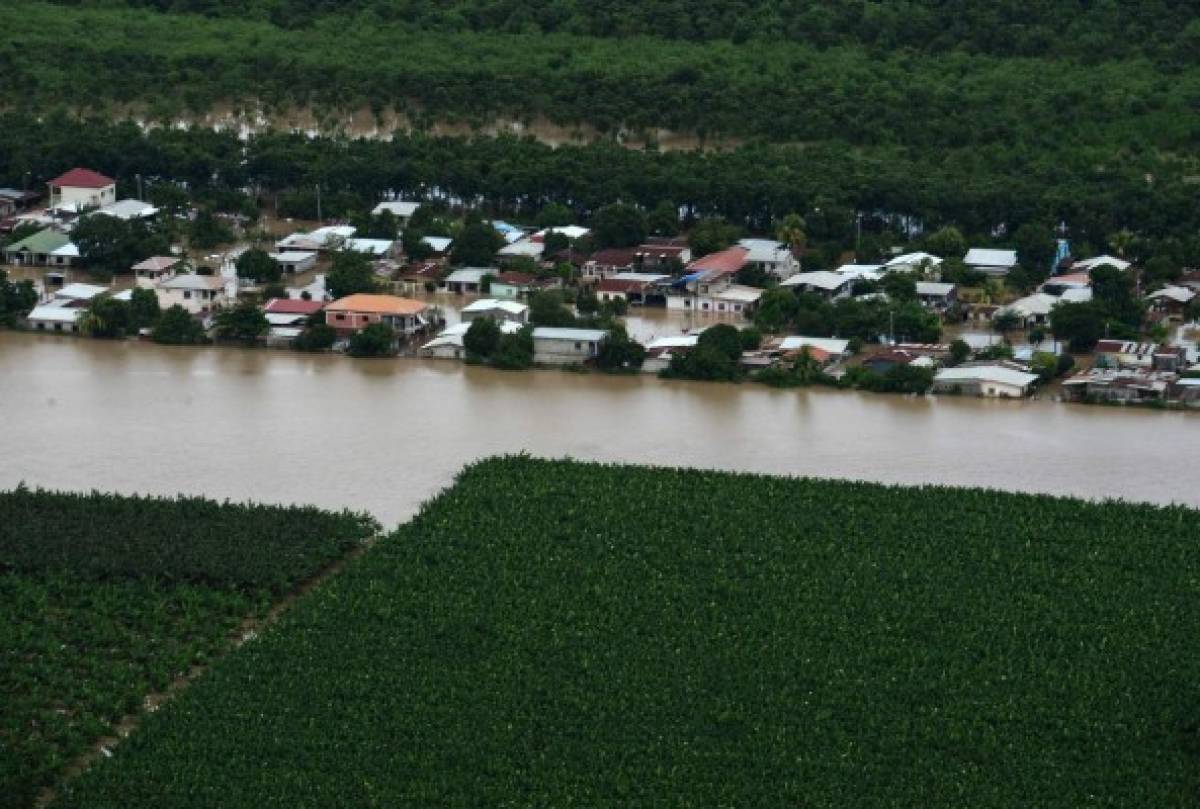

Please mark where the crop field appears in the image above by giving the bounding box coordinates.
[0,488,378,808]
[55,457,1200,807]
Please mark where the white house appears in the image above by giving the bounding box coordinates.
[532,327,608,366]
[157,275,229,314]
[781,270,855,299]
[737,238,799,280]
[915,281,957,311]
[276,225,356,253]
[642,334,699,374]
[94,199,158,221]
[270,251,318,274]
[497,239,545,262]
[932,364,1039,398]
[371,200,420,225]
[24,283,110,334]
[885,252,943,273]
[998,292,1059,327]
[48,168,116,211]
[132,256,183,285]
[343,238,395,257]
[964,248,1018,276]
[460,298,529,324]
[443,268,492,294]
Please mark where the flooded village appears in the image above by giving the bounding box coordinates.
[3,167,1199,410]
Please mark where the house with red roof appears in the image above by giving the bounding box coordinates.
[48,168,116,211]
[686,246,749,275]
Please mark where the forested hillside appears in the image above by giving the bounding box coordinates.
[39,0,1200,62]
[1,0,1198,256]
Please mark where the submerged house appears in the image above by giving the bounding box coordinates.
[3,228,79,267]
[932,363,1039,398]
[531,327,608,366]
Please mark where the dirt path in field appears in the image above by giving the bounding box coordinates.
[34,535,381,807]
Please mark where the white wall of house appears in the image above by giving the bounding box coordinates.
[533,337,602,365]
[158,287,227,314]
[53,184,116,210]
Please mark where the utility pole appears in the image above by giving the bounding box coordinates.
[855,212,863,257]
[316,184,322,222]
[136,173,143,201]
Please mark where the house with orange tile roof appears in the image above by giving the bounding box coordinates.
[324,294,431,337]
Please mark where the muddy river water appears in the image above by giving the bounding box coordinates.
[0,331,1196,526]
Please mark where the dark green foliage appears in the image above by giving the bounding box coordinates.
[213,301,269,342]
[541,231,570,257]
[845,364,936,394]
[923,227,967,260]
[79,297,132,339]
[880,272,917,302]
[451,222,503,267]
[463,317,501,359]
[151,304,207,345]
[949,338,971,365]
[73,215,170,277]
[2,115,1200,260]
[187,207,234,249]
[234,248,279,284]
[0,270,37,326]
[0,488,376,590]
[591,203,647,249]
[594,324,644,371]
[401,225,433,260]
[738,326,762,350]
[528,290,577,327]
[1051,301,1107,351]
[490,326,534,370]
[992,310,1022,334]
[128,287,160,329]
[1090,264,1143,329]
[735,262,772,288]
[291,322,336,351]
[535,203,575,229]
[326,250,377,299]
[57,457,1200,807]
[648,200,680,236]
[0,487,376,808]
[890,302,942,343]
[688,217,740,257]
[663,324,744,382]
[754,348,832,388]
[347,322,395,357]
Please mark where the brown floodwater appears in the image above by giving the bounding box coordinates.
[0,331,1196,527]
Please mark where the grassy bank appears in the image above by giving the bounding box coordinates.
[56,457,1200,806]
[0,488,377,808]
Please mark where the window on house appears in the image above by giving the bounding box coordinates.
[336,314,346,321]
[574,342,582,350]
[183,291,192,299]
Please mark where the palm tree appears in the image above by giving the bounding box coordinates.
[775,212,807,255]
[1108,229,1135,259]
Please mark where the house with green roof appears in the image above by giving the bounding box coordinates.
[3,228,80,267]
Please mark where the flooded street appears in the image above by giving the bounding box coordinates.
[0,330,1197,527]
